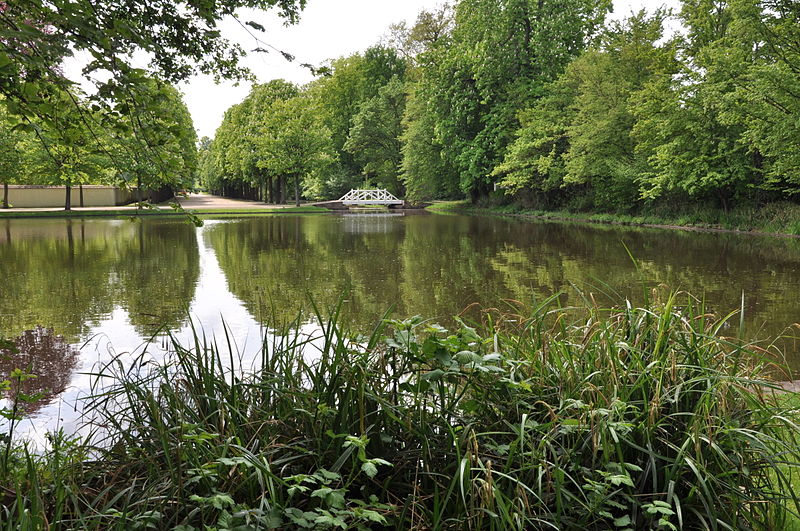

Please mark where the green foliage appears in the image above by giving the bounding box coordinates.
[385,3,455,63]
[201,79,300,202]
[2,294,799,528]
[400,80,461,200]
[6,0,800,214]
[562,12,678,210]
[256,93,336,205]
[484,0,800,214]
[1,0,302,208]
[202,46,407,202]
[18,89,112,209]
[711,0,800,196]
[631,70,752,205]
[491,63,579,198]
[418,0,610,200]
[343,77,406,195]
[494,10,680,210]
[105,80,199,197]
[0,79,197,210]
[0,104,27,208]
[0,0,306,123]
[309,46,406,186]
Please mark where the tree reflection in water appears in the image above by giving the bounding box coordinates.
[0,327,79,416]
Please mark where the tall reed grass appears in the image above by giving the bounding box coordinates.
[2,292,799,529]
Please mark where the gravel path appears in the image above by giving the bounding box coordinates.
[176,193,297,210]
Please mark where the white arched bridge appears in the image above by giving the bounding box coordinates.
[313,189,411,209]
[339,189,404,206]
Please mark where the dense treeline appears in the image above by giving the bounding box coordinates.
[1,0,309,211]
[202,0,800,213]
[200,46,410,203]
[0,81,198,210]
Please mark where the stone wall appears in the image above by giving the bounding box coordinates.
[1,185,153,208]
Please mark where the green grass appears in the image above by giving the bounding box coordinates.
[777,392,800,530]
[0,205,331,220]
[0,208,178,219]
[431,200,800,237]
[2,292,799,529]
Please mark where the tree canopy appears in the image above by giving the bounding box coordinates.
[6,0,800,215]
[1,0,307,208]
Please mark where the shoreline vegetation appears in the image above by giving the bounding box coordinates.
[9,197,800,242]
[2,293,800,529]
[0,205,331,220]
[429,201,800,239]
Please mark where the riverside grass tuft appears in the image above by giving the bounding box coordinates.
[2,292,800,530]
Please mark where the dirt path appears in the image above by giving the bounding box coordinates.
[175,193,297,210]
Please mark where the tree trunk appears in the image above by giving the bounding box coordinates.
[138,221,144,256]
[294,175,300,207]
[79,184,84,207]
[280,177,287,205]
[65,185,72,211]
[137,175,143,210]
[2,183,8,209]
[66,220,75,264]
[718,190,730,213]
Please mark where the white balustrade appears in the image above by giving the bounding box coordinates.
[339,189,403,206]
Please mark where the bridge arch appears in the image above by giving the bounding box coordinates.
[338,189,403,206]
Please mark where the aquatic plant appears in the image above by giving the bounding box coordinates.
[1,293,799,529]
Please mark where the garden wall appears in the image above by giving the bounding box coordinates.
[2,185,153,208]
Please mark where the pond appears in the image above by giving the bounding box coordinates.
[2,212,800,439]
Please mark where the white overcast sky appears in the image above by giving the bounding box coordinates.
[174,0,679,139]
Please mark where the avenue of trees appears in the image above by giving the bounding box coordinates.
[4,0,798,213]
[0,0,306,209]
[201,0,800,214]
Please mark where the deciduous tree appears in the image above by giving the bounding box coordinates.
[344,77,406,196]
[256,94,335,205]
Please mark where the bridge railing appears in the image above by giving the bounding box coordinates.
[339,189,403,205]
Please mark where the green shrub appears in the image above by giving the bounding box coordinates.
[2,293,799,529]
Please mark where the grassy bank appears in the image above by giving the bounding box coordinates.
[430,200,800,237]
[0,205,330,220]
[2,293,800,529]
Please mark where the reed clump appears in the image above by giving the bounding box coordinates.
[2,292,799,530]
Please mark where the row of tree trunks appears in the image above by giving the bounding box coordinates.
[215,176,294,205]
[63,185,87,211]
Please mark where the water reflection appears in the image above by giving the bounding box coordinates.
[342,212,406,233]
[113,221,200,335]
[0,211,799,432]
[206,214,800,367]
[0,327,79,416]
[0,218,200,341]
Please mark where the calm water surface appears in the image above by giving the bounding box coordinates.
[2,212,800,439]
